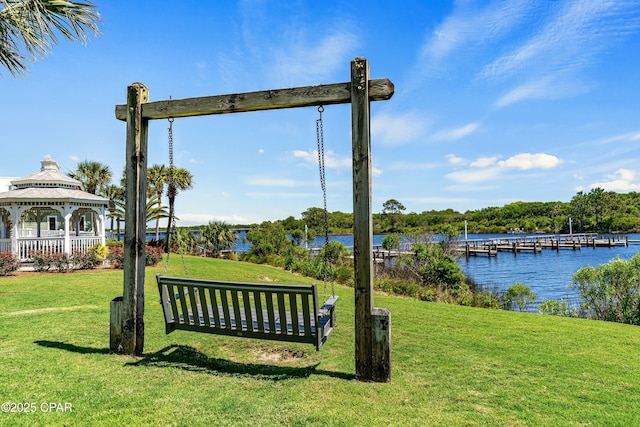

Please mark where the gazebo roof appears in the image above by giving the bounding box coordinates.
[0,158,108,205]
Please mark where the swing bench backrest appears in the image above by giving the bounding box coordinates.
[157,275,338,351]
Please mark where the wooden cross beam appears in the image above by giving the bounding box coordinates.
[114,79,394,120]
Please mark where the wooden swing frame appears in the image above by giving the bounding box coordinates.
[109,57,394,382]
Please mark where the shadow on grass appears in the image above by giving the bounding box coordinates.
[34,341,353,381]
[35,340,110,355]
[127,344,354,381]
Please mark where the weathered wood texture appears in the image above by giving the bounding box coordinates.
[157,275,338,351]
[110,82,149,355]
[371,308,391,382]
[115,79,394,121]
[351,57,376,381]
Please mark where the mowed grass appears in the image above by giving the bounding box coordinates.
[1,255,639,426]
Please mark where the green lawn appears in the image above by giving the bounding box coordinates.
[1,256,639,426]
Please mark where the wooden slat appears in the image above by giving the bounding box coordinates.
[198,286,210,327]
[277,293,287,335]
[187,287,198,325]
[242,290,253,332]
[209,288,220,329]
[167,284,180,326]
[115,79,394,121]
[290,293,300,336]
[231,290,242,331]
[177,285,189,325]
[265,292,276,334]
[301,293,311,337]
[254,290,265,333]
[220,290,231,330]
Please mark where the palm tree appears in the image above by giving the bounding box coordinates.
[0,0,100,77]
[200,221,237,257]
[69,160,112,194]
[69,160,111,236]
[99,184,124,235]
[147,164,168,241]
[113,195,169,238]
[165,166,193,252]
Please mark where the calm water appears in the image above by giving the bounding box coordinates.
[457,234,640,306]
[140,230,640,306]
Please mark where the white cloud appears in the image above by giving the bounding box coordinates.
[244,176,301,187]
[446,154,466,165]
[371,111,427,146]
[293,149,352,172]
[471,156,498,168]
[589,168,640,192]
[446,167,501,183]
[497,153,563,170]
[446,152,563,184]
[176,213,251,226]
[433,122,479,141]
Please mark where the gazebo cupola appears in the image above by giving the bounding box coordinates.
[0,157,109,261]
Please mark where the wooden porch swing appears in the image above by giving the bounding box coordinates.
[110,57,394,382]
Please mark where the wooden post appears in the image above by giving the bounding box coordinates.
[351,57,390,382]
[110,82,149,355]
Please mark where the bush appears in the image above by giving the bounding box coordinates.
[105,245,164,269]
[145,246,164,266]
[0,251,20,276]
[31,250,52,272]
[106,246,124,269]
[72,251,98,270]
[49,253,71,273]
[571,253,640,324]
[504,282,537,312]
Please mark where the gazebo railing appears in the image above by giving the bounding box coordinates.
[15,236,103,261]
[0,239,10,252]
[18,238,65,261]
[70,236,102,254]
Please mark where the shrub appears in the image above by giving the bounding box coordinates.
[71,251,98,270]
[106,246,125,269]
[105,245,164,269]
[31,250,52,272]
[50,253,71,273]
[504,282,537,312]
[145,246,164,266]
[88,244,109,261]
[0,251,20,276]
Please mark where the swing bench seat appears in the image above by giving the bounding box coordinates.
[157,275,338,351]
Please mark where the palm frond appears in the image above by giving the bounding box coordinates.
[0,0,100,76]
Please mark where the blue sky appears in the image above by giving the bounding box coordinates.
[3,0,640,226]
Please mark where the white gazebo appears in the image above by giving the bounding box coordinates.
[0,157,108,261]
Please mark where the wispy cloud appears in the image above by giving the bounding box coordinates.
[244,176,302,187]
[293,149,352,173]
[270,30,359,86]
[371,111,428,146]
[432,122,479,141]
[484,0,640,106]
[419,0,532,65]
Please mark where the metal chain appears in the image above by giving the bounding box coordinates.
[316,106,334,300]
[163,116,189,277]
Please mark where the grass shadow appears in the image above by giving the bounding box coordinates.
[127,344,354,381]
[34,340,110,355]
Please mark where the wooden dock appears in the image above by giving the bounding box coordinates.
[456,233,632,258]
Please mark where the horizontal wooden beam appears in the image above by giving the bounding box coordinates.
[115,78,394,121]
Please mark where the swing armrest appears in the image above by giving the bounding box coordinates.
[319,296,339,316]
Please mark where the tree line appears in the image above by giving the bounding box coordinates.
[277,189,640,238]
